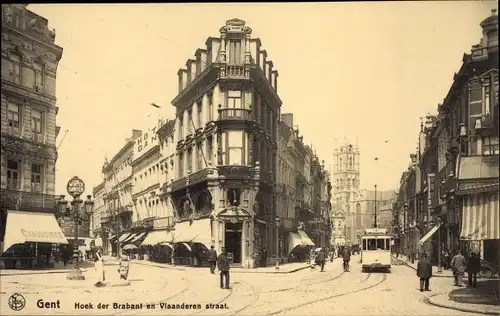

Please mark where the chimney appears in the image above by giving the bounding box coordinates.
[281,113,293,128]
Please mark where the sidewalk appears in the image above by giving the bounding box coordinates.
[128,257,336,274]
[0,260,92,276]
[427,279,500,316]
[392,255,455,278]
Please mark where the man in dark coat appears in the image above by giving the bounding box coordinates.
[317,248,326,272]
[417,252,432,292]
[217,247,230,289]
[467,252,481,288]
[207,245,218,274]
[342,247,351,271]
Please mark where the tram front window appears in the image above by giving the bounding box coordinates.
[366,239,376,250]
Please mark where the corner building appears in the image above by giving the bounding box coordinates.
[1,4,66,257]
[165,19,281,268]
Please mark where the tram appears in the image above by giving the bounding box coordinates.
[360,228,392,272]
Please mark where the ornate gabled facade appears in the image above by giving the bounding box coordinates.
[1,4,64,253]
[161,18,282,268]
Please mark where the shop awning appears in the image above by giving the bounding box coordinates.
[159,242,173,249]
[173,218,213,248]
[118,233,132,242]
[419,223,442,244]
[2,210,69,253]
[181,242,192,251]
[130,232,148,243]
[297,230,315,246]
[460,193,500,240]
[109,235,117,243]
[141,230,172,246]
[121,233,137,244]
[288,232,303,254]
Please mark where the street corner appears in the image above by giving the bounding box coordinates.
[426,293,500,316]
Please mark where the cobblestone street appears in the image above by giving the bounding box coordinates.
[2,255,493,316]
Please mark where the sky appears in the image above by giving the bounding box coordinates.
[27,1,496,196]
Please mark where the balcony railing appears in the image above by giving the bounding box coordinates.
[0,188,58,212]
[218,108,252,121]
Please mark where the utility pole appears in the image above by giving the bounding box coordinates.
[374,184,378,228]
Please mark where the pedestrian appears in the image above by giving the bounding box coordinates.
[330,249,334,262]
[342,246,351,272]
[442,249,450,270]
[467,251,480,288]
[450,250,466,286]
[217,247,230,289]
[262,248,268,267]
[410,247,416,264]
[416,252,432,292]
[94,247,105,287]
[118,254,130,280]
[207,245,218,274]
[317,248,326,272]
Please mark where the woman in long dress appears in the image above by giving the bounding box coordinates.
[94,248,105,286]
[118,254,130,280]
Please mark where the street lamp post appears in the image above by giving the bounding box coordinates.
[275,216,280,270]
[374,184,378,228]
[437,218,443,273]
[60,176,94,280]
[171,229,176,266]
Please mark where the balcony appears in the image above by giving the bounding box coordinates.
[170,168,219,192]
[221,65,249,79]
[0,188,58,212]
[472,114,496,137]
[217,108,252,122]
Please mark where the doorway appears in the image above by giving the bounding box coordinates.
[225,222,243,264]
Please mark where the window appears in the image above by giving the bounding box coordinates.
[227,131,243,165]
[469,80,483,129]
[187,148,193,173]
[179,117,184,139]
[187,108,193,134]
[469,136,479,155]
[178,153,184,177]
[7,102,20,136]
[207,93,213,122]
[33,62,44,92]
[228,40,242,65]
[196,101,202,128]
[206,135,213,165]
[7,160,20,190]
[196,143,204,170]
[227,90,242,117]
[31,108,44,142]
[9,54,21,84]
[31,164,43,192]
[483,137,500,155]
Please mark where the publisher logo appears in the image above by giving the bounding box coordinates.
[8,293,26,311]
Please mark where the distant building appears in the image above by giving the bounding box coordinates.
[331,141,360,243]
[1,4,65,255]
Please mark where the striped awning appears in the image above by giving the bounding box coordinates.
[460,193,500,240]
[419,223,442,244]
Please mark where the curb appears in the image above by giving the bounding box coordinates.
[392,257,453,278]
[0,268,88,277]
[425,294,499,316]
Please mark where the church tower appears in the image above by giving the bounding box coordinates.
[331,139,360,243]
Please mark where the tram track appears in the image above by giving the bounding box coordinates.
[230,281,261,315]
[262,272,387,316]
[264,270,346,294]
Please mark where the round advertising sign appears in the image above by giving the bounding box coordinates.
[66,176,85,198]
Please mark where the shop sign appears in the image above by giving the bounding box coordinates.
[153,217,173,229]
[21,229,64,239]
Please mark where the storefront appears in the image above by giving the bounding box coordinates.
[287,229,315,261]
[1,210,69,268]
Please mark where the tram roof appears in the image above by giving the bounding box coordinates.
[362,228,390,235]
